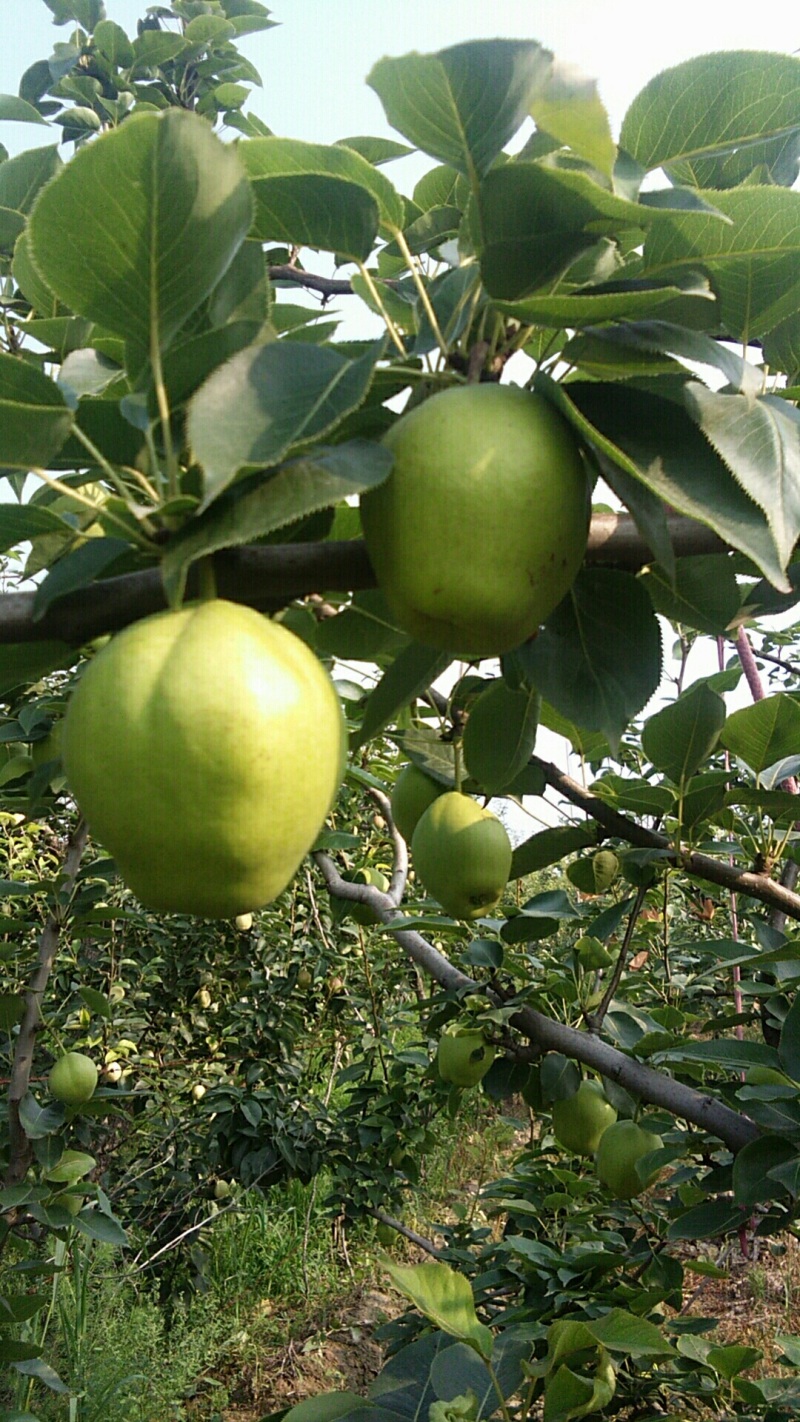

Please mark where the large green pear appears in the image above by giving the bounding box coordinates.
[391,762,445,843]
[437,1026,496,1087]
[594,1119,663,1199]
[62,600,346,918]
[411,791,511,920]
[360,383,588,657]
[552,1080,617,1156]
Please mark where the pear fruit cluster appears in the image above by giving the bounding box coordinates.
[361,383,587,658]
[550,1079,663,1199]
[62,600,346,919]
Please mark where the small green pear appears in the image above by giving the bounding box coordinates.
[347,867,391,926]
[411,792,511,920]
[437,1026,496,1087]
[391,763,446,844]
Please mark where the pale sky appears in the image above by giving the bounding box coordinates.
[1,0,797,164]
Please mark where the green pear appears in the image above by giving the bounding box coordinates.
[411,792,511,920]
[48,1052,98,1106]
[62,600,346,918]
[595,1119,663,1199]
[437,1026,496,1087]
[360,383,587,658]
[552,1080,617,1156]
[391,763,446,843]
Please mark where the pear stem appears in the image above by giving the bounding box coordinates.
[453,740,463,795]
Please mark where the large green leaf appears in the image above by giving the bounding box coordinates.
[641,681,726,784]
[240,137,404,254]
[643,557,741,638]
[560,382,789,591]
[530,63,616,178]
[0,353,72,469]
[162,440,393,604]
[516,570,662,750]
[28,110,253,357]
[494,272,716,331]
[383,1260,493,1361]
[0,145,61,255]
[685,387,800,568]
[368,41,552,183]
[732,1137,798,1208]
[463,681,540,795]
[510,824,597,881]
[0,504,75,554]
[187,339,382,509]
[642,187,800,341]
[355,644,452,748]
[0,96,49,125]
[720,694,800,775]
[477,162,655,301]
[620,52,800,177]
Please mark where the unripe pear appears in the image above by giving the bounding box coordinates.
[593,849,620,892]
[595,1119,663,1199]
[411,792,511,920]
[391,763,445,844]
[48,1052,98,1106]
[437,1026,495,1088]
[552,1080,617,1156]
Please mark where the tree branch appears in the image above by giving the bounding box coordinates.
[534,756,800,924]
[313,852,759,1153]
[0,513,731,647]
[5,818,89,1190]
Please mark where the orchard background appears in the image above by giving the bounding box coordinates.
[0,2,800,1419]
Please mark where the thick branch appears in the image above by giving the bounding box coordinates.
[0,513,729,647]
[6,819,89,1189]
[535,756,800,924]
[313,852,758,1153]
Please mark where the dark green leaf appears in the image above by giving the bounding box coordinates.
[29,110,253,356]
[356,645,452,751]
[316,591,407,663]
[32,538,130,621]
[562,382,789,591]
[498,273,716,331]
[517,569,662,750]
[0,352,72,469]
[187,339,383,510]
[72,1209,127,1246]
[18,1093,65,1141]
[642,681,726,784]
[510,825,597,881]
[0,993,25,1030]
[0,643,75,697]
[733,1137,798,1207]
[667,1199,745,1241]
[720,694,800,775]
[642,556,741,637]
[463,681,540,795]
[0,504,73,554]
[779,992,800,1083]
[0,96,49,125]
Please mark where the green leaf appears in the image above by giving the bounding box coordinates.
[240,137,403,256]
[28,110,253,357]
[316,591,407,663]
[779,992,800,1083]
[163,438,392,603]
[383,1260,493,1361]
[620,51,800,177]
[0,643,75,698]
[668,1199,746,1241]
[510,825,597,881]
[587,1310,677,1359]
[463,681,540,795]
[32,538,130,622]
[280,1396,371,1422]
[642,187,800,341]
[131,31,188,71]
[720,695,800,775]
[92,19,135,68]
[44,1150,95,1184]
[187,339,383,510]
[497,273,716,330]
[0,504,74,554]
[0,354,73,469]
[335,135,414,166]
[0,96,49,125]
[642,681,726,784]
[78,986,112,1021]
[355,644,452,748]
[477,162,653,301]
[561,382,789,591]
[733,1137,798,1208]
[517,569,662,751]
[654,1039,783,1070]
[642,556,741,637]
[707,1345,763,1381]
[591,775,675,818]
[685,388,800,570]
[18,1093,64,1140]
[0,993,25,1030]
[369,41,552,181]
[530,62,616,177]
[72,1210,127,1247]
